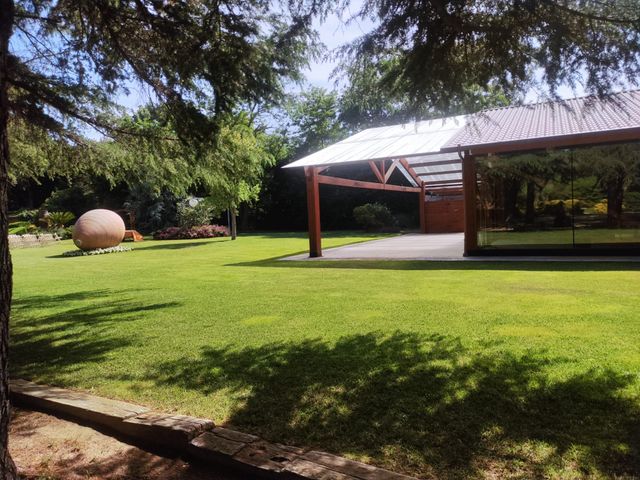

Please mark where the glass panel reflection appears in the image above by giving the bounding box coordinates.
[475,141,640,250]
[572,144,640,246]
[477,152,573,248]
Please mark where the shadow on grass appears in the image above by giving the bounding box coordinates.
[10,290,180,383]
[147,333,639,479]
[135,239,230,251]
[240,231,395,239]
[229,255,640,272]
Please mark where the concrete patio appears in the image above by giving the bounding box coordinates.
[291,233,464,260]
[282,233,640,262]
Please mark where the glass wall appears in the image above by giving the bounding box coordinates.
[476,142,640,251]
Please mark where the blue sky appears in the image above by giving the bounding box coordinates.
[302,2,375,90]
[12,1,591,117]
[115,2,583,110]
[118,2,376,110]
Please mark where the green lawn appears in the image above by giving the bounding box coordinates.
[480,227,640,246]
[9,233,640,479]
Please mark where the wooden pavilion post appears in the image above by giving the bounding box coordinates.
[305,166,322,257]
[419,181,427,233]
[461,151,478,255]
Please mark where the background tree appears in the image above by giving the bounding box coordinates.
[339,56,512,130]
[574,144,640,227]
[196,112,277,239]
[344,1,640,112]
[477,151,571,228]
[255,88,347,230]
[287,87,347,156]
[8,119,87,184]
[0,1,325,476]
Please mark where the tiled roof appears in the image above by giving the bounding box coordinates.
[442,90,640,152]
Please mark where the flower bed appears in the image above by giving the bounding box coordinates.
[153,224,229,240]
[63,246,132,257]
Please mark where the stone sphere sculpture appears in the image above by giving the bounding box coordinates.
[72,209,125,250]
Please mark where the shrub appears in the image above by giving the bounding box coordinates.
[541,199,584,215]
[153,224,229,240]
[590,201,608,215]
[353,203,396,231]
[44,185,97,217]
[53,226,74,240]
[625,192,640,211]
[11,209,38,222]
[8,221,38,235]
[124,186,178,233]
[176,198,215,228]
[46,211,76,229]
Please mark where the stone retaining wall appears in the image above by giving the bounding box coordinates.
[8,233,61,248]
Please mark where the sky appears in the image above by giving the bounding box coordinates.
[117,2,583,113]
[11,0,593,120]
[115,1,375,111]
[302,2,375,90]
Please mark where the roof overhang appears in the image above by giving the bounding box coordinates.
[284,115,467,169]
[286,90,640,188]
[441,125,640,156]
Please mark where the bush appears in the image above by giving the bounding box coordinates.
[46,211,76,229]
[353,203,396,231]
[44,185,97,217]
[153,224,229,240]
[176,198,214,228]
[124,187,178,233]
[625,192,640,212]
[11,209,39,222]
[8,221,39,235]
[541,199,584,215]
[590,201,608,215]
[53,226,74,240]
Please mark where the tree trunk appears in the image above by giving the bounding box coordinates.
[0,0,18,478]
[606,175,625,228]
[230,209,237,240]
[525,180,536,224]
[503,179,521,225]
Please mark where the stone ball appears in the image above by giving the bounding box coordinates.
[72,209,125,250]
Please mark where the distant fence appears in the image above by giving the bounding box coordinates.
[8,234,61,249]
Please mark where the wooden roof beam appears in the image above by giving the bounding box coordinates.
[317,174,421,193]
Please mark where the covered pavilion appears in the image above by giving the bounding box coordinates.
[285,90,640,258]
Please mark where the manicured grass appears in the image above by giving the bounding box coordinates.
[9,232,640,479]
[481,227,640,246]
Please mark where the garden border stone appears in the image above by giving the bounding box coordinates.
[10,379,421,480]
[10,379,149,429]
[120,411,214,448]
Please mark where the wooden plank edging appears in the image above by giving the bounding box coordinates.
[10,379,421,480]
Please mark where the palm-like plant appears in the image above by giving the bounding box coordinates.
[47,211,75,229]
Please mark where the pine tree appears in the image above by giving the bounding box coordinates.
[0,1,325,476]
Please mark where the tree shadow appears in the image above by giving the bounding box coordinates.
[10,408,242,480]
[146,332,639,479]
[10,290,180,383]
